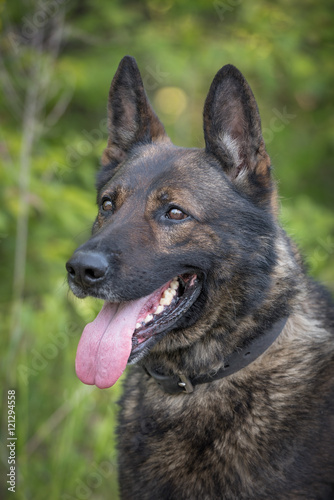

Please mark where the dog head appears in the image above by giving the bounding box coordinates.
[66,56,277,388]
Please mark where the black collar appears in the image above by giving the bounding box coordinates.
[144,316,288,394]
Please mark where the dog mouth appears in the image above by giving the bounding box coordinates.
[75,273,201,389]
[129,274,200,362]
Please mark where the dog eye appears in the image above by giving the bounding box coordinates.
[166,208,188,221]
[101,198,113,212]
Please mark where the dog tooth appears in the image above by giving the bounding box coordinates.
[155,305,164,315]
[170,280,179,290]
[162,289,173,299]
[135,322,141,329]
[144,314,153,323]
[160,295,173,306]
[165,288,176,299]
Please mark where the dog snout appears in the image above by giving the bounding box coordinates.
[66,250,109,288]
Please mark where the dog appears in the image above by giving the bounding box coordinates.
[66,56,334,499]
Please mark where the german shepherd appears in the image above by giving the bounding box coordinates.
[66,56,334,499]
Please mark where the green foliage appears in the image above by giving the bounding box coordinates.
[0,0,333,498]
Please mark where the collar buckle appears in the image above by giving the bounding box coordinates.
[177,375,194,394]
[145,366,194,394]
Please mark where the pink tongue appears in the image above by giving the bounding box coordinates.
[75,296,149,389]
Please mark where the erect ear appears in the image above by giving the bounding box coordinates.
[203,65,275,208]
[100,56,170,172]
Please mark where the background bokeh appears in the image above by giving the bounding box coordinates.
[1,1,333,498]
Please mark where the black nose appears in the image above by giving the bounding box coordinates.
[66,251,108,287]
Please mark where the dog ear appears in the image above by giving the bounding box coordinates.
[100,56,169,173]
[203,65,274,207]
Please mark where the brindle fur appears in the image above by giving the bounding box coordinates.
[73,57,334,499]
